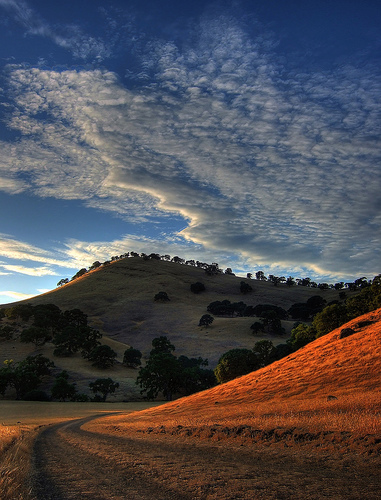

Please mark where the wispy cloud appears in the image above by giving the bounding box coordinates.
[0,264,57,276]
[0,0,111,61]
[0,233,75,268]
[0,11,380,279]
[0,290,35,300]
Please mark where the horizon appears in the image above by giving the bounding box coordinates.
[0,0,380,304]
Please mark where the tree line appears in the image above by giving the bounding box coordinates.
[56,251,372,293]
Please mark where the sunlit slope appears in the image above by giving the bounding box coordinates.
[17,257,341,363]
[108,308,381,428]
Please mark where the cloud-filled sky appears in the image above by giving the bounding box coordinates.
[0,0,380,303]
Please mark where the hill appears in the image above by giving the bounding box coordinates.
[87,307,381,454]
[8,257,342,364]
[0,257,347,400]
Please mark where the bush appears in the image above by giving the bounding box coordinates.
[154,291,170,302]
[87,345,117,369]
[198,314,214,328]
[190,282,206,294]
[123,347,142,368]
[214,349,259,384]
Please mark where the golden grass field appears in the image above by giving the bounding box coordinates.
[85,308,381,455]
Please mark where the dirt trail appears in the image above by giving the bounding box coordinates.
[31,415,381,500]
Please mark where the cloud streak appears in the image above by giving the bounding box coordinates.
[0,11,380,280]
[0,0,111,61]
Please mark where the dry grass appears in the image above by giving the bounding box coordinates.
[0,401,159,499]
[86,308,381,455]
[0,424,38,499]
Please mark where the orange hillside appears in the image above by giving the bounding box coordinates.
[92,308,381,436]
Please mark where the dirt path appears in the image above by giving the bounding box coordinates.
[31,415,381,500]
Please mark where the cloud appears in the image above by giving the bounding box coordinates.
[0,290,35,300]
[0,0,111,61]
[0,233,75,268]
[0,264,57,276]
[0,12,380,279]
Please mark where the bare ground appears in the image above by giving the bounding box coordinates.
[29,414,381,500]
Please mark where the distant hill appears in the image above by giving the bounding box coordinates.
[5,257,343,365]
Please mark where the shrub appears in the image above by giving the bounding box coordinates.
[190,282,206,294]
[154,291,170,302]
[214,349,259,384]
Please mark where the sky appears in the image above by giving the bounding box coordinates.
[0,0,380,304]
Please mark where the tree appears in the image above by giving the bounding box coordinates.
[33,304,62,333]
[288,323,316,350]
[89,261,102,270]
[0,324,15,340]
[20,326,51,347]
[51,371,77,401]
[4,304,34,321]
[80,327,103,359]
[89,378,119,402]
[190,282,206,294]
[260,310,285,335]
[53,309,97,357]
[240,281,253,294]
[137,351,182,401]
[253,340,275,367]
[268,275,282,286]
[154,291,170,302]
[57,278,69,287]
[123,347,142,368]
[137,337,214,401]
[177,356,216,395]
[255,271,266,280]
[198,314,214,328]
[86,345,117,369]
[286,276,295,287]
[1,355,54,400]
[150,336,175,356]
[214,349,259,384]
[247,273,252,279]
[71,268,88,281]
[312,303,348,337]
[250,321,265,334]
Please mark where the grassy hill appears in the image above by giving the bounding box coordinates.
[89,307,381,454]
[15,257,342,359]
[0,257,346,400]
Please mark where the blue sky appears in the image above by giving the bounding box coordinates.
[0,0,380,304]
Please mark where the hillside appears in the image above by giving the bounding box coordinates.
[88,308,381,452]
[8,257,343,365]
[0,257,349,400]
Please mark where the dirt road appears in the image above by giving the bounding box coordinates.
[31,415,380,500]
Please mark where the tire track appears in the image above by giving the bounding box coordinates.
[31,414,381,500]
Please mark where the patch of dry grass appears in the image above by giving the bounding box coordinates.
[0,424,38,499]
